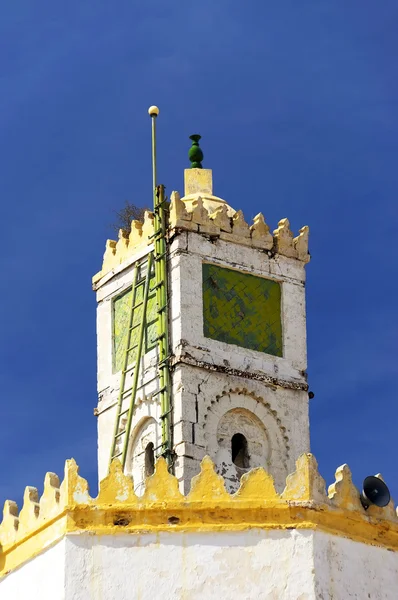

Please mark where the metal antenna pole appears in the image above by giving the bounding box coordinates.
[147,106,173,470]
[148,105,159,198]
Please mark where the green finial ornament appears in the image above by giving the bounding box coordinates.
[188,134,203,168]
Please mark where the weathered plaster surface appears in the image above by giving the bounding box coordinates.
[169,231,308,377]
[3,530,397,600]
[0,540,65,600]
[314,531,398,599]
[172,364,309,493]
[65,529,316,600]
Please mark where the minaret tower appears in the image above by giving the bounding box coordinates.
[3,108,398,600]
[93,110,311,493]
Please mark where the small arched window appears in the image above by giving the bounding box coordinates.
[144,442,155,477]
[231,433,250,468]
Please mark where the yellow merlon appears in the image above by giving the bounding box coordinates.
[1,454,398,577]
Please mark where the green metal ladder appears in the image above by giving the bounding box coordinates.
[108,185,172,472]
[152,185,172,465]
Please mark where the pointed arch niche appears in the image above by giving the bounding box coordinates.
[127,417,159,496]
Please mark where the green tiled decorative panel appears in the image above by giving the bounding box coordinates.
[202,263,283,357]
[113,276,157,373]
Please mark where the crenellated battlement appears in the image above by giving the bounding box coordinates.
[92,191,310,287]
[1,454,397,578]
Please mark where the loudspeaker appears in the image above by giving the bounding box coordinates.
[360,476,390,510]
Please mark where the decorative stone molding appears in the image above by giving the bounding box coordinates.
[0,502,18,548]
[231,210,251,238]
[188,456,230,501]
[101,239,117,274]
[250,213,273,250]
[203,387,290,462]
[282,453,326,503]
[273,218,296,258]
[93,210,156,285]
[328,464,363,512]
[93,194,310,286]
[170,201,309,260]
[236,465,278,500]
[294,226,310,263]
[211,204,232,233]
[17,487,40,538]
[1,454,398,578]
[192,197,219,235]
[169,191,194,229]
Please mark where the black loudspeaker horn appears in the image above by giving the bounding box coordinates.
[360,476,391,510]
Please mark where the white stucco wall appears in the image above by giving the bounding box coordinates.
[64,529,316,600]
[3,530,397,600]
[314,531,398,599]
[0,539,65,600]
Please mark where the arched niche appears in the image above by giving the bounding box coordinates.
[127,417,158,496]
[204,390,289,493]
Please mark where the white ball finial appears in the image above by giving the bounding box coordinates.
[148,105,160,117]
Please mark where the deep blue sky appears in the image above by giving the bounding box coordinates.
[1,1,397,506]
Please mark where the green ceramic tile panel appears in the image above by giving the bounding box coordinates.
[113,274,157,373]
[202,263,283,357]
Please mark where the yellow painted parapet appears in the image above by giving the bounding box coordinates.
[92,192,310,288]
[168,192,309,263]
[92,210,156,287]
[1,454,398,577]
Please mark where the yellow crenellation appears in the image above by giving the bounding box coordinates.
[1,454,398,578]
[92,192,310,286]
